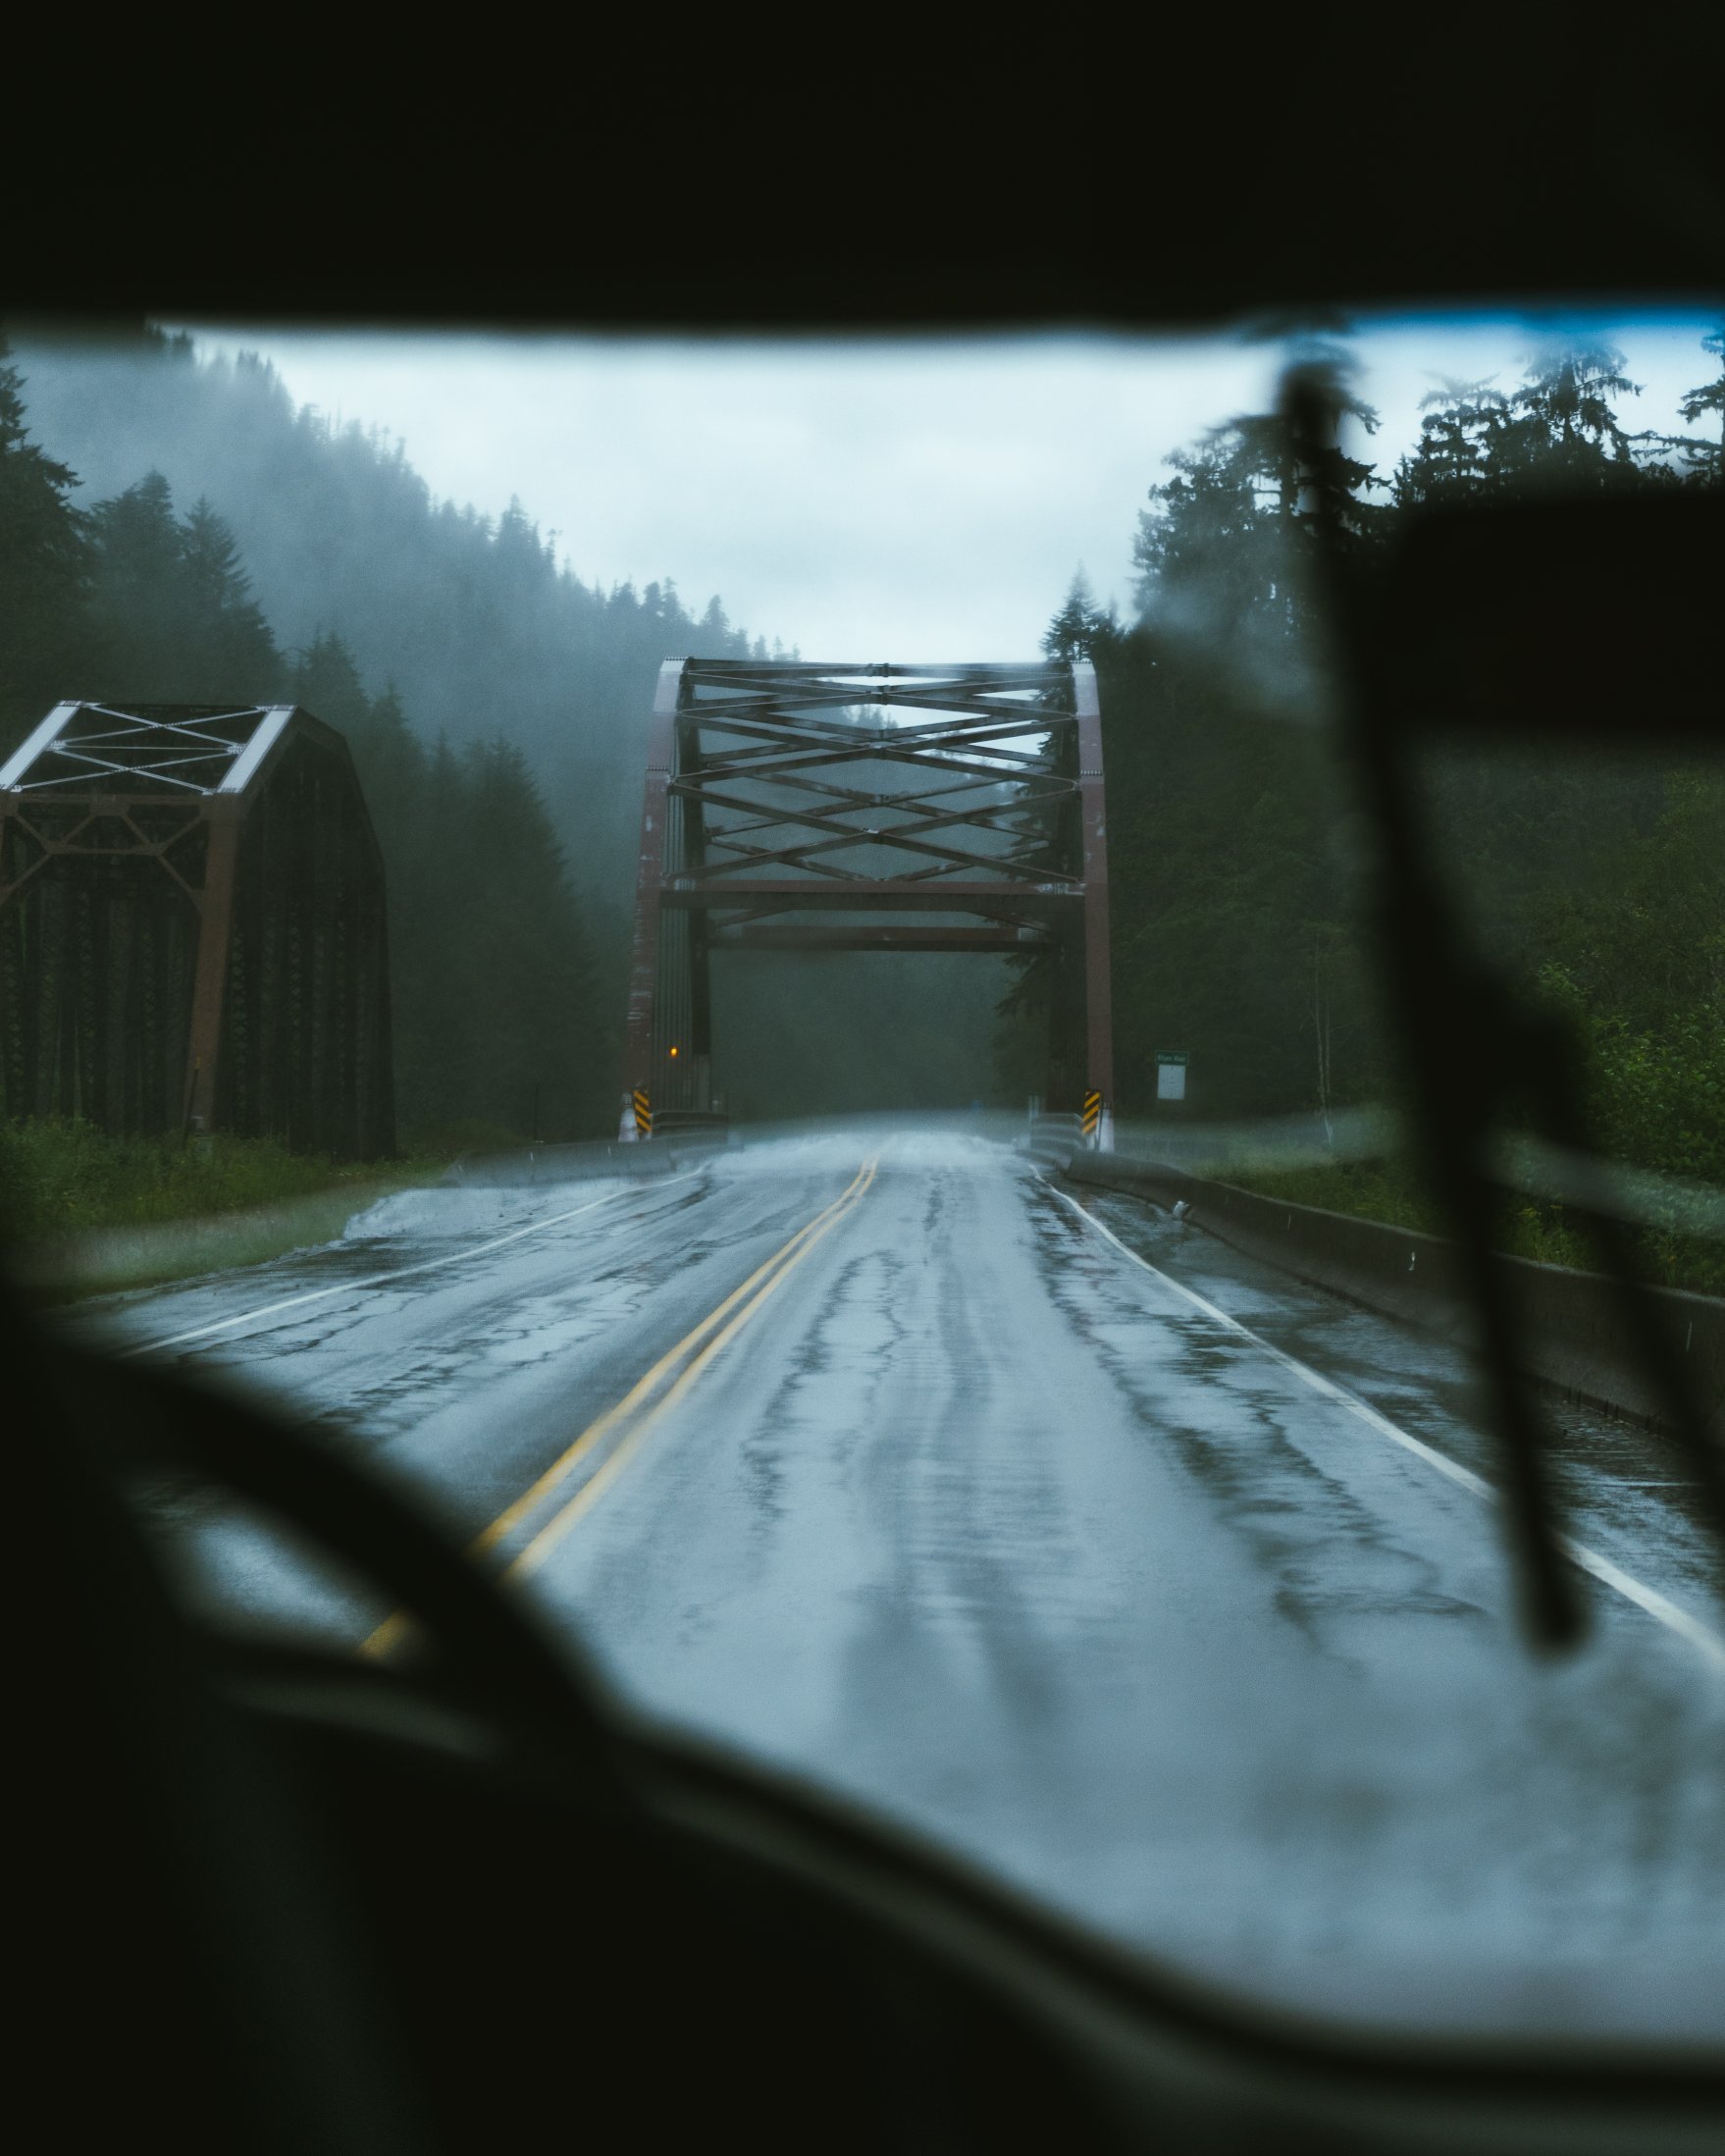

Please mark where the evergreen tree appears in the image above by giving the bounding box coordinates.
[388,736,604,1142]
[1131,424,1271,630]
[179,498,280,690]
[1041,568,1117,662]
[85,472,284,702]
[1675,326,1725,482]
[8,326,766,918]
[1131,383,1380,686]
[1495,344,1645,489]
[1092,358,1397,1123]
[288,633,425,846]
[1394,345,1692,508]
[85,472,196,694]
[1394,378,1511,505]
[0,341,89,746]
[356,682,426,825]
[289,629,371,732]
[1,341,706,1149]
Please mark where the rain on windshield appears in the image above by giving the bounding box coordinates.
[1,313,1720,2041]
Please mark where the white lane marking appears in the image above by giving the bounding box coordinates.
[1049,1183,1725,1678]
[117,1176,694,1360]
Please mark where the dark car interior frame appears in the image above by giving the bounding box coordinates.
[10,55,1725,2152]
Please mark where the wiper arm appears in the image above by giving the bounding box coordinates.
[1284,361,1725,1647]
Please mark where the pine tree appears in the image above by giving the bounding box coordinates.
[1676,326,1724,482]
[7,328,774,914]
[83,471,284,702]
[288,631,424,831]
[86,472,195,695]
[1496,345,1645,488]
[1131,392,1379,662]
[357,683,425,826]
[388,736,602,1142]
[1395,348,1673,505]
[1041,569,1116,662]
[180,498,281,692]
[0,339,89,747]
[1394,379,1512,505]
[697,595,732,651]
[289,629,371,732]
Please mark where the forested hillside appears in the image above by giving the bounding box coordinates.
[5,325,776,897]
[0,333,745,1145]
[5,322,1719,1198]
[0,327,1029,1130]
[1067,334,1724,1287]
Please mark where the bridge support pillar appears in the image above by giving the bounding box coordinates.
[181,803,239,1134]
[1074,662,1116,1114]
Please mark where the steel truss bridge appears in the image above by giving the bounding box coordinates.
[0,701,392,1156]
[623,659,1113,1126]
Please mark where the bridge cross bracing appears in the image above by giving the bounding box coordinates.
[623,659,1113,1121]
[0,701,392,1156]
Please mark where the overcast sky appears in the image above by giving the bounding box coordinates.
[179,315,1718,660]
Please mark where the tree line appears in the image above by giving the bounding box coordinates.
[2,325,1030,1130]
[1040,334,1723,1275]
[4,323,1718,1180]
[0,338,683,1146]
[4,326,785,900]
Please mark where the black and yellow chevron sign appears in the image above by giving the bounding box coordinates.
[632,1086,653,1136]
[1081,1090,1102,1138]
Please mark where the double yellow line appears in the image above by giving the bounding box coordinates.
[362,1157,878,1657]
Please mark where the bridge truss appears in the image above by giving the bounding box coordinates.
[0,701,392,1156]
[623,659,1112,1124]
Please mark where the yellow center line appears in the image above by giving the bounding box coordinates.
[359,1158,877,1658]
[504,1157,878,1582]
[470,1159,871,1555]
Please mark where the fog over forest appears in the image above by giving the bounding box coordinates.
[2,319,1720,1290]
[0,326,1016,1131]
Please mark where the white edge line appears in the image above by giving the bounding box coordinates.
[1048,1182,1725,1679]
[119,1173,697,1360]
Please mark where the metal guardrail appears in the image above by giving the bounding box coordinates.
[1044,1146,1722,1435]
[1026,1112,1084,1164]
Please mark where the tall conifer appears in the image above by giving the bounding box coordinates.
[0,340,89,746]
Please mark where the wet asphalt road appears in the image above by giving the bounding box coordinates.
[64,1131,1725,2042]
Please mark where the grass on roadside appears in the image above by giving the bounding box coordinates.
[0,1116,446,1247]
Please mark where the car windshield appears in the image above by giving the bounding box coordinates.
[1,311,1721,2045]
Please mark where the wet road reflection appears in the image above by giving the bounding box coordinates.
[69,1131,1725,2042]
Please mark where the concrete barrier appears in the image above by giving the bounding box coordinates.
[651,1110,731,1137]
[443,1131,730,1189]
[1044,1147,1723,1437]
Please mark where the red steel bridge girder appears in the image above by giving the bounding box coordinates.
[621,659,1114,1118]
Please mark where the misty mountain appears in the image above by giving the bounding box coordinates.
[2,328,1032,1130]
[6,325,776,898]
